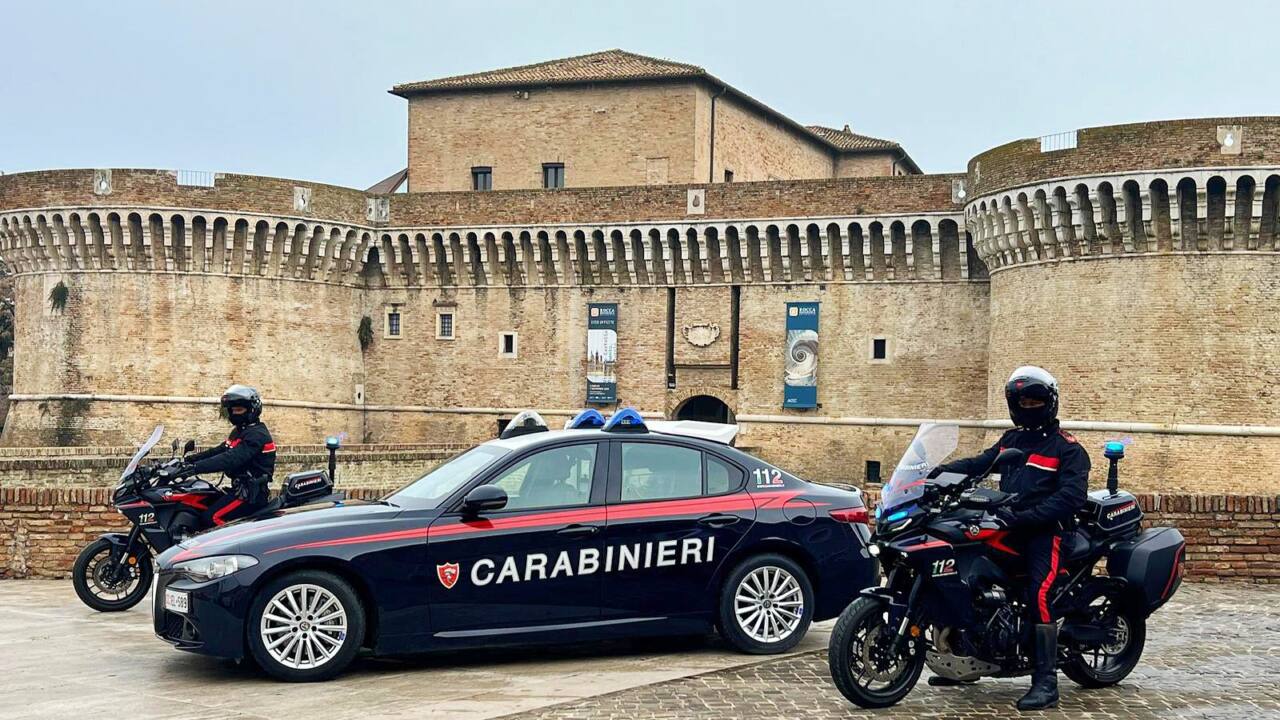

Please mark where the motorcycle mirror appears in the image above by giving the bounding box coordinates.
[992,447,1025,469]
[183,439,196,456]
[170,438,179,455]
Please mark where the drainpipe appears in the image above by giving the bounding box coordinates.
[708,86,727,183]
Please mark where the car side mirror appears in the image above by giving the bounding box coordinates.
[461,485,507,516]
[183,439,196,457]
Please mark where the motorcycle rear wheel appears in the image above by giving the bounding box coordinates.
[72,538,153,612]
[828,597,925,708]
[1061,583,1146,687]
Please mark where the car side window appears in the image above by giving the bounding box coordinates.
[490,444,596,511]
[706,455,744,495]
[620,443,703,501]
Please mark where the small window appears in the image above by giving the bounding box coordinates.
[384,307,402,338]
[866,460,882,484]
[723,169,734,183]
[499,331,518,358]
[870,337,889,362]
[471,166,492,191]
[705,455,744,495]
[437,312,455,339]
[490,444,596,511]
[621,443,702,501]
[542,163,565,189]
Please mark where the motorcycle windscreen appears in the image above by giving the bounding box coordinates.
[121,425,164,481]
[879,423,959,512]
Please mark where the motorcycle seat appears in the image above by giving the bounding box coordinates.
[1062,529,1097,563]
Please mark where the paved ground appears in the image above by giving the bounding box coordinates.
[0,580,831,720]
[510,583,1280,720]
[2,582,1278,720]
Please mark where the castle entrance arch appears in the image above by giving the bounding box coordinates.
[673,394,733,424]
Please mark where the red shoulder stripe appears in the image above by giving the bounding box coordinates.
[1026,454,1060,471]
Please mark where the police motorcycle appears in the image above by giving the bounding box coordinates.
[72,425,343,612]
[828,423,1186,709]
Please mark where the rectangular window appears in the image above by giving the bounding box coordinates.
[499,331,518,358]
[871,337,888,362]
[437,312,454,339]
[471,166,492,191]
[542,163,565,189]
[866,460,882,484]
[621,443,702,501]
[385,308,402,338]
[724,169,734,183]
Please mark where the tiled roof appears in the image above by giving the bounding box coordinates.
[806,124,900,151]
[392,49,704,94]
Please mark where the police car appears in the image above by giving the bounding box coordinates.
[152,408,878,681]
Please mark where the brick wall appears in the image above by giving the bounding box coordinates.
[968,116,1280,197]
[3,486,1274,582]
[697,88,834,183]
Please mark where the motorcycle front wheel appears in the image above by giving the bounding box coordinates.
[72,538,153,612]
[828,597,925,708]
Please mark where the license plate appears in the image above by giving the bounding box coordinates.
[164,588,189,614]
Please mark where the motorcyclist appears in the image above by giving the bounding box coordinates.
[926,366,1089,711]
[163,385,277,526]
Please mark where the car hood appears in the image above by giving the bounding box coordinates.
[157,500,417,567]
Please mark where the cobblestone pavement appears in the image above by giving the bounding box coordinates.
[509,583,1280,720]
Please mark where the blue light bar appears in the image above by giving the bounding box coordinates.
[1103,441,1126,459]
[603,407,648,433]
[885,509,909,523]
[566,409,606,429]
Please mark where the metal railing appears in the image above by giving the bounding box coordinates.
[1038,130,1078,153]
[175,170,216,187]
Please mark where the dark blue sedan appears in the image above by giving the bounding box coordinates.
[153,409,878,681]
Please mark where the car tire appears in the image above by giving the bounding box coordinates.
[246,570,365,682]
[717,553,814,654]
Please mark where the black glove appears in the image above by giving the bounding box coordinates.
[994,506,1019,529]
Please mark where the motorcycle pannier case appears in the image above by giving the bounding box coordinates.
[1106,527,1186,614]
[281,470,333,505]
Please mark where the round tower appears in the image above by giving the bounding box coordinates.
[965,117,1280,493]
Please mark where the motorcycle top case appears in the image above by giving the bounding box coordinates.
[1081,490,1143,538]
[1106,526,1186,614]
[281,469,333,504]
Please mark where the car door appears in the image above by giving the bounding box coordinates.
[425,441,607,636]
[601,439,753,621]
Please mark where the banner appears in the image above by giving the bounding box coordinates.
[586,303,618,404]
[783,302,819,408]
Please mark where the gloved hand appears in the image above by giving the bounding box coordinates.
[155,463,192,483]
[994,506,1019,529]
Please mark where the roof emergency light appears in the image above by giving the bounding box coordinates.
[500,410,550,439]
[565,408,606,429]
[603,407,648,433]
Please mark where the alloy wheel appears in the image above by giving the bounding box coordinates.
[260,583,349,670]
[734,566,804,644]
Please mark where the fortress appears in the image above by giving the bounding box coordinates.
[2,49,1279,507]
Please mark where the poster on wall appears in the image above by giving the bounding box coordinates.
[586,303,618,404]
[783,302,819,408]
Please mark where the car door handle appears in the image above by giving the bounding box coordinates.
[557,524,600,538]
[698,513,740,528]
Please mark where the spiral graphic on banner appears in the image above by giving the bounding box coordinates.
[784,329,819,386]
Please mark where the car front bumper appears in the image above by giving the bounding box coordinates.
[153,570,256,660]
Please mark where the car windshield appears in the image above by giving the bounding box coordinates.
[880,423,959,513]
[121,425,164,481]
[385,445,510,508]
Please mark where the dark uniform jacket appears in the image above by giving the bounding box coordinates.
[186,422,277,503]
[935,421,1090,530]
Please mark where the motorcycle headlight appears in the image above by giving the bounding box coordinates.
[172,555,258,583]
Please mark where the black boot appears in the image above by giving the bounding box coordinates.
[1016,624,1060,711]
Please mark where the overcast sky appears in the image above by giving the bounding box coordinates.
[3,1,1278,187]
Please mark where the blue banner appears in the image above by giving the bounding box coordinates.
[586,303,618,404]
[783,302,819,408]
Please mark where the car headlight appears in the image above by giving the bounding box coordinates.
[172,555,258,582]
